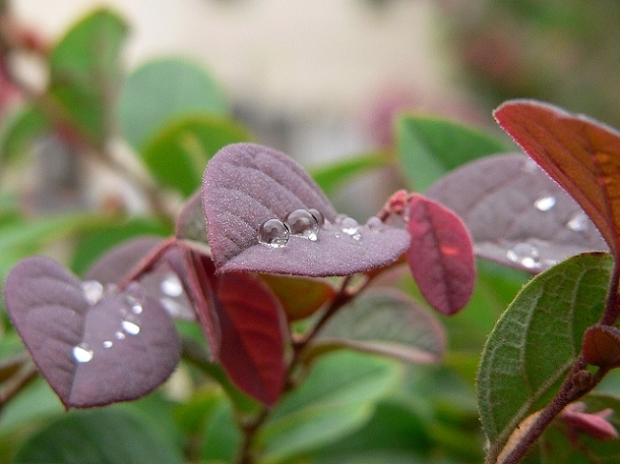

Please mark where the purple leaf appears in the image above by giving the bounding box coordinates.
[406,194,475,315]
[202,143,411,276]
[4,256,180,408]
[176,190,209,244]
[425,153,607,273]
[85,237,195,320]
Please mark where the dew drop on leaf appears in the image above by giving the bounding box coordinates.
[506,242,541,270]
[72,343,94,363]
[286,209,319,241]
[115,331,126,340]
[337,215,360,236]
[258,218,290,248]
[121,320,141,335]
[160,272,183,297]
[102,341,113,349]
[534,195,556,212]
[521,158,539,173]
[366,216,384,231]
[566,212,590,232]
[124,294,143,315]
[81,281,104,305]
[308,208,325,226]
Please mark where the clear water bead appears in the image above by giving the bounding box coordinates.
[286,209,319,241]
[337,215,360,236]
[125,294,143,315]
[534,195,556,212]
[566,212,589,232]
[102,340,113,349]
[122,320,141,335]
[258,218,290,248]
[366,216,383,231]
[308,208,325,226]
[115,331,126,340]
[72,343,94,363]
[506,243,541,270]
[81,280,104,305]
[160,272,183,297]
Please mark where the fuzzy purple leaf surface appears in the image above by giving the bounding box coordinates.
[202,143,411,276]
[4,256,180,408]
[425,153,607,272]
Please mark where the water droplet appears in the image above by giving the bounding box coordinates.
[72,343,94,363]
[81,280,104,305]
[286,209,319,241]
[125,294,143,315]
[365,216,383,231]
[506,243,541,270]
[102,340,113,349]
[337,215,360,236]
[534,195,556,212]
[308,208,325,226]
[115,331,126,340]
[521,158,538,173]
[258,218,290,248]
[122,320,141,335]
[160,272,183,297]
[566,212,589,232]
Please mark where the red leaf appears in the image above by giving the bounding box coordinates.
[215,273,287,406]
[583,324,620,368]
[406,194,475,315]
[494,100,620,256]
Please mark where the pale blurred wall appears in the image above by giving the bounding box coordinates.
[13,0,455,145]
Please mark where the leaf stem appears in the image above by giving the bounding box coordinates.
[600,260,620,326]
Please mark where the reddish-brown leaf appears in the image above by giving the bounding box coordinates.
[494,100,620,256]
[215,273,287,406]
[406,194,475,315]
[260,274,335,321]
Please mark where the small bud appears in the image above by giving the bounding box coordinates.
[561,402,619,441]
[583,324,620,368]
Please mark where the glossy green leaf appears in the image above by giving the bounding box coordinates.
[259,351,401,462]
[309,150,391,196]
[119,58,229,150]
[310,289,445,363]
[0,106,50,165]
[49,9,127,146]
[142,116,250,196]
[477,252,613,452]
[397,115,509,191]
[541,394,620,464]
[200,399,241,463]
[13,408,184,464]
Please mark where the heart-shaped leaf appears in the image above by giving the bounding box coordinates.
[494,100,620,256]
[426,153,607,272]
[310,288,445,363]
[202,143,411,276]
[4,257,180,408]
[406,194,475,315]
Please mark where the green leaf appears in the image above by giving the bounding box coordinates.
[259,351,401,462]
[477,252,613,451]
[119,58,229,150]
[309,150,391,196]
[396,115,509,191]
[70,217,170,276]
[0,106,50,165]
[13,407,184,464]
[200,399,241,463]
[142,116,250,196]
[49,9,128,146]
[309,289,445,363]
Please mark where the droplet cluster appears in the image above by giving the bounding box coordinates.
[72,283,146,364]
[258,208,324,248]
